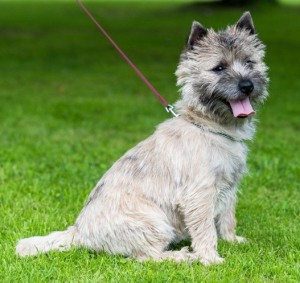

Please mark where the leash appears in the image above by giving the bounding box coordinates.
[76,0,178,117]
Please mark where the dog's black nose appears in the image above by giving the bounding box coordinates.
[239,80,254,94]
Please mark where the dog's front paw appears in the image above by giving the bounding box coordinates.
[190,251,225,266]
[200,255,225,266]
[221,235,247,244]
[235,235,247,243]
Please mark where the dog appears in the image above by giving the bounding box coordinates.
[16,12,268,265]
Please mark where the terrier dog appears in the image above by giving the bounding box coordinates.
[16,12,268,265]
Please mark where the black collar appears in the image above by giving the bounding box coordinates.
[191,123,246,143]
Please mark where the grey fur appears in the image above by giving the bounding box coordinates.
[16,12,268,265]
[187,21,208,48]
[236,11,255,35]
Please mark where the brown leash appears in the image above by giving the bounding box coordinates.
[76,0,178,117]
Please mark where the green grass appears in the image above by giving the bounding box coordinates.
[0,1,299,282]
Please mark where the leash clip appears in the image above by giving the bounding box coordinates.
[165,105,179,117]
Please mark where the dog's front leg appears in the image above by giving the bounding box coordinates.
[215,192,246,243]
[182,188,224,265]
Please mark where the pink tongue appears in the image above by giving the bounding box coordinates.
[229,97,255,118]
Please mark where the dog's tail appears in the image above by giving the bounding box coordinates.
[16,226,78,257]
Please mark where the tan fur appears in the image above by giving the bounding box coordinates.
[16,12,268,265]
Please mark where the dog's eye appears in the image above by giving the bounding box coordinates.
[245,60,255,65]
[212,65,225,72]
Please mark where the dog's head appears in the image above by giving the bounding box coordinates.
[175,12,269,124]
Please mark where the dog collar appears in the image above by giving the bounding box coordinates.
[191,123,245,143]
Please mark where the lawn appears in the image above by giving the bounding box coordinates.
[0,1,299,282]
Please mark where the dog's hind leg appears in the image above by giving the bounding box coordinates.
[75,196,178,260]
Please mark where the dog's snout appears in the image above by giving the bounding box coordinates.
[239,80,254,94]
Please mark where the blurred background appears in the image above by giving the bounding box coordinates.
[1,0,299,156]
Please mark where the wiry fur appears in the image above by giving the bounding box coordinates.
[16,12,268,265]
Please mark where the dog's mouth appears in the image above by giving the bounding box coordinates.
[228,97,255,118]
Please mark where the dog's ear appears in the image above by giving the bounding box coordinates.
[236,11,255,35]
[187,21,208,49]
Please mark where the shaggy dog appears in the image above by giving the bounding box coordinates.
[16,12,268,265]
